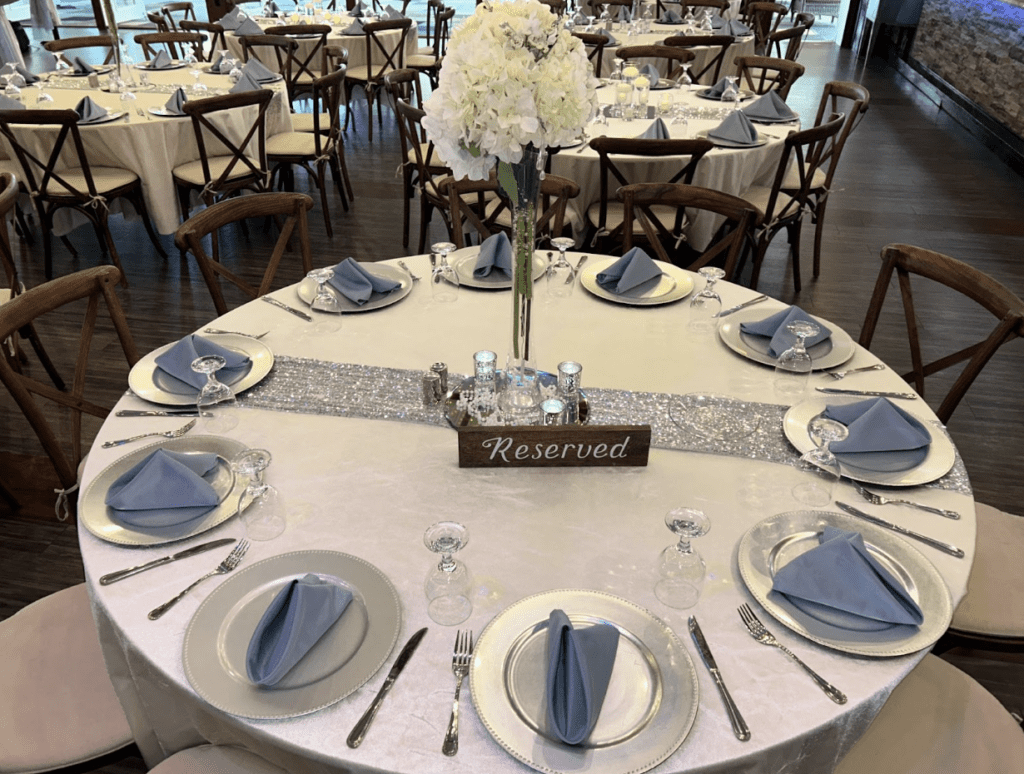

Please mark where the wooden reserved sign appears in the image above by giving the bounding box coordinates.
[457,425,651,468]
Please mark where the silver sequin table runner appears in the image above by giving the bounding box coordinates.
[238,357,971,494]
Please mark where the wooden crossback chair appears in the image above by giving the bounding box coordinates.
[741,1,787,54]
[571,31,607,78]
[419,0,446,58]
[767,15,813,60]
[134,31,205,61]
[859,243,1024,424]
[734,54,805,98]
[682,0,729,14]
[384,68,427,247]
[0,109,168,288]
[266,24,332,103]
[180,20,228,62]
[240,34,298,86]
[615,45,695,81]
[147,10,172,33]
[663,34,735,85]
[407,6,454,88]
[161,1,197,32]
[395,98,452,252]
[618,182,762,279]
[344,17,414,141]
[175,193,314,316]
[42,34,119,67]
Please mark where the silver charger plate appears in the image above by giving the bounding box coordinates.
[783,396,956,486]
[295,263,412,312]
[79,435,247,545]
[717,306,855,370]
[184,550,401,719]
[580,256,694,306]
[148,107,187,117]
[137,61,189,70]
[471,589,698,774]
[65,65,115,77]
[747,112,800,124]
[128,333,274,406]
[79,112,127,125]
[695,87,756,101]
[450,248,549,290]
[737,510,953,656]
[695,128,768,148]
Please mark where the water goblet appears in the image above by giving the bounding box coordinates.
[233,448,286,540]
[723,76,741,112]
[430,241,459,303]
[688,266,725,334]
[304,267,342,334]
[3,81,20,101]
[34,82,53,104]
[655,507,711,609]
[774,320,819,402]
[791,417,849,506]
[609,58,624,83]
[424,521,472,625]
[547,236,576,298]
[191,354,239,432]
[191,67,207,95]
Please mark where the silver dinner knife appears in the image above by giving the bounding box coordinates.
[99,538,237,585]
[689,616,751,742]
[347,627,428,748]
[816,388,918,399]
[261,295,313,322]
[116,409,206,417]
[713,294,768,318]
[835,502,965,558]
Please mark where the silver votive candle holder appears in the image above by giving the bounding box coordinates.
[421,372,442,406]
[540,398,566,426]
[430,362,448,394]
[473,350,497,397]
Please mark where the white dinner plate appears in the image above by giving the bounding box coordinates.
[738,510,953,656]
[184,550,401,718]
[450,248,549,290]
[128,333,274,406]
[471,589,698,774]
[580,256,694,306]
[78,112,126,125]
[696,128,768,148]
[295,263,412,312]
[717,307,855,370]
[79,435,248,545]
[783,396,956,486]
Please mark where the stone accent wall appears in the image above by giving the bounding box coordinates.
[912,0,1024,139]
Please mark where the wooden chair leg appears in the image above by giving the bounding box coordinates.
[314,160,333,238]
[749,237,770,291]
[812,198,827,278]
[13,202,33,244]
[329,154,348,213]
[131,189,169,259]
[23,321,65,391]
[98,214,129,288]
[788,219,802,293]
[401,166,411,247]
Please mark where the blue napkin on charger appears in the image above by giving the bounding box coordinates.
[209,52,232,74]
[743,90,797,121]
[154,334,252,390]
[242,58,278,83]
[0,63,38,84]
[105,449,220,527]
[546,609,620,746]
[383,4,405,20]
[708,110,760,145]
[149,50,174,69]
[235,17,265,36]
[597,28,618,46]
[635,117,670,140]
[39,51,59,73]
[349,0,366,16]
[740,306,831,357]
[74,96,109,123]
[0,93,25,110]
[726,19,751,36]
[597,247,662,294]
[660,8,684,23]
[219,6,244,29]
[709,13,725,28]
[341,18,364,35]
[772,526,924,627]
[473,232,513,279]
[246,574,354,687]
[73,56,95,75]
[616,5,631,22]
[230,71,263,93]
[328,257,401,303]
[703,76,731,98]
[637,63,660,89]
[823,398,932,456]
[163,87,188,115]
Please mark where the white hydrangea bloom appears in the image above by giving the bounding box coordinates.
[422,0,599,181]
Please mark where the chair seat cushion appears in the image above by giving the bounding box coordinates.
[40,167,139,198]
[950,503,1024,639]
[739,184,795,222]
[781,162,827,193]
[267,131,318,157]
[407,54,439,68]
[835,654,1024,774]
[290,112,332,133]
[151,745,286,773]
[0,583,133,772]
[345,64,375,82]
[585,201,680,235]
[172,156,265,186]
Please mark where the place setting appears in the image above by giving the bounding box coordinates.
[294,257,413,313]
[446,232,548,290]
[717,303,856,370]
[579,246,694,305]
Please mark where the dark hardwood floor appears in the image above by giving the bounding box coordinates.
[1,42,1022,771]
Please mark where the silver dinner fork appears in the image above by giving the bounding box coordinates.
[148,540,250,620]
[101,419,196,448]
[397,260,421,281]
[135,107,151,121]
[442,630,474,756]
[826,364,885,380]
[202,328,269,338]
[738,604,847,705]
[853,482,960,520]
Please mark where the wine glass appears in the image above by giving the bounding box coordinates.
[191,355,239,432]
[547,236,576,298]
[430,241,459,303]
[688,266,725,334]
[424,521,472,625]
[190,66,207,95]
[792,417,849,506]
[774,320,819,401]
[655,507,711,609]
[723,75,741,113]
[305,267,342,334]
[233,448,286,540]
[34,81,53,104]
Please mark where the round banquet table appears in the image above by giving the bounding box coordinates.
[0,66,292,236]
[78,253,976,774]
[593,24,756,81]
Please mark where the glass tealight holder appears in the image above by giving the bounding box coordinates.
[473,349,497,401]
[540,397,566,426]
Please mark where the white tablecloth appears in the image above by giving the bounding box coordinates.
[79,256,976,774]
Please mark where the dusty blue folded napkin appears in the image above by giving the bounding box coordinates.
[708,109,759,145]
[472,232,513,279]
[229,71,262,93]
[209,52,230,73]
[709,13,725,28]
[328,257,401,303]
[1,63,38,84]
[637,63,660,89]
[772,526,924,627]
[246,574,354,687]
[726,19,751,36]
[823,398,932,455]
[220,6,244,29]
[598,28,618,46]
[349,0,365,16]
[73,56,95,75]
[616,5,631,22]
[383,4,404,19]
[242,58,278,82]
[105,449,220,527]
[154,334,252,390]
[74,96,108,123]
[235,17,265,36]
[39,51,59,73]
[596,247,662,294]
[150,50,174,69]
[635,117,670,139]
[163,87,188,115]
[740,305,831,357]
[660,8,683,22]
[341,18,364,34]
[546,609,620,746]
[743,90,796,121]
[0,94,25,110]
[703,76,730,98]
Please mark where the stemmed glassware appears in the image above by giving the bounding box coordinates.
[655,507,711,609]
[547,236,576,298]
[688,266,725,334]
[305,267,342,334]
[233,448,286,540]
[722,76,741,114]
[792,417,849,506]
[774,320,819,401]
[424,521,472,625]
[191,355,239,432]
[430,241,459,303]
[190,65,207,95]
